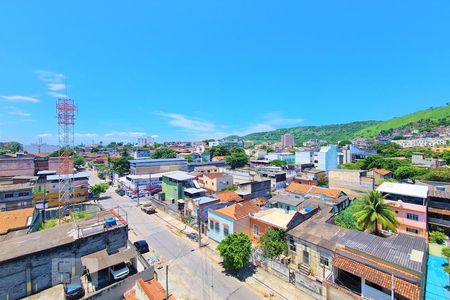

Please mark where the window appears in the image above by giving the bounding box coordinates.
[224,226,229,236]
[253,224,259,237]
[289,237,296,252]
[4,193,14,199]
[209,220,214,230]
[320,255,329,267]
[407,213,419,221]
[214,222,219,233]
[18,192,29,197]
[406,228,419,234]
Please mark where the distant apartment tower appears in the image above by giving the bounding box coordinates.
[281,133,294,148]
[295,145,338,171]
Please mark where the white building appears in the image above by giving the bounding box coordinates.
[295,145,338,171]
[392,138,448,148]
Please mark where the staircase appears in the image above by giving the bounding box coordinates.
[298,263,309,276]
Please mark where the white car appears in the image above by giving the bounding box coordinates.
[109,263,130,280]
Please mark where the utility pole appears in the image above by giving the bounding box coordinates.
[198,209,202,248]
[137,183,140,205]
[165,265,169,300]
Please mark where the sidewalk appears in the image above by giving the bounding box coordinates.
[152,206,316,300]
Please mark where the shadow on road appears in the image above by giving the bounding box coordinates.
[221,263,257,281]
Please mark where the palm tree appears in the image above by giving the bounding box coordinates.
[353,190,399,235]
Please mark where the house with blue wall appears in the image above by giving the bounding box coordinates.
[207,200,260,243]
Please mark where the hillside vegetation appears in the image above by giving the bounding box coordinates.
[354,105,450,137]
[241,121,379,144]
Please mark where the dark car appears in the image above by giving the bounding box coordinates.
[149,187,162,195]
[141,203,157,214]
[115,188,126,196]
[134,240,149,254]
[65,281,85,300]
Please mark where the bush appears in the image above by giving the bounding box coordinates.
[38,219,57,231]
[259,228,288,259]
[429,230,447,244]
[334,200,362,230]
[442,246,450,259]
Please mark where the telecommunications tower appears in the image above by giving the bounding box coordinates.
[56,98,77,221]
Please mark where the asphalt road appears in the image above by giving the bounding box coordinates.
[99,186,261,300]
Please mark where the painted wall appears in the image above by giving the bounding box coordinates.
[162,177,183,201]
[207,210,234,243]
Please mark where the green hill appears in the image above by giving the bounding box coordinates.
[240,121,380,144]
[354,105,450,137]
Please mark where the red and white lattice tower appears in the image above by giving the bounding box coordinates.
[56,98,77,220]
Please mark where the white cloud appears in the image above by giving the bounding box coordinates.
[48,83,66,91]
[0,95,39,103]
[157,112,217,132]
[48,91,68,98]
[75,133,99,138]
[7,107,32,117]
[35,70,68,98]
[150,134,159,139]
[37,133,52,138]
[104,131,147,137]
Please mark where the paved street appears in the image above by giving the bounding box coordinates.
[98,185,262,300]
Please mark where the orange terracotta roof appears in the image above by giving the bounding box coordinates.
[0,208,34,234]
[373,168,392,176]
[213,200,260,220]
[123,288,137,300]
[212,156,226,161]
[333,255,420,300]
[204,173,226,180]
[137,278,176,300]
[216,191,242,203]
[309,186,342,199]
[33,153,50,157]
[254,197,267,206]
[285,183,312,194]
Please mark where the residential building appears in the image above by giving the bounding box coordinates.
[249,208,305,242]
[0,207,36,239]
[418,181,450,235]
[372,168,393,185]
[432,145,450,153]
[281,133,294,148]
[411,152,447,168]
[214,190,242,203]
[236,180,271,200]
[133,149,152,159]
[48,156,74,174]
[192,165,220,175]
[286,183,348,203]
[0,183,33,211]
[316,145,338,171]
[120,173,163,194]
[161,171,197,202]
[257,167,287,190]
[392,138,448,148]
[124,278,176,300]
[33,172,89,208]
[0,211,129,300]
[0,155,35,177]
[295,150,314,165]
[208,200,260,242]
[129,158,188,175]
[198,173,234,192]
[377,182,428,237]
[328,169,374,193]
[294,169,326,186]
[218,138,244,148]
[327,231,426,300]
[185,196,225,233]
[341,144,377,164]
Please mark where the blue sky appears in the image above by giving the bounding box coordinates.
[0,1,449,145]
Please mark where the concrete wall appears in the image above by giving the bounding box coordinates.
[329,170,374,192]
[0,158,34,177]
[0,225,128,300]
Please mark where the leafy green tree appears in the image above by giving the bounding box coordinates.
[260,145,273,153]
[91,183,109,197]
[225,150,248,169]
[74,154,85,167]
[208,145,230,157]
[217,233,252,271]
[152,147,177,159]
[338,140,351,147]
[353,190,398,235]
[224,184,238,191]
[419,168,450,182]
[270,159,287,166]
[394,166,428,180]
[259,228,288,259]
[184,155,193,162]
[317,176,328,186]
[429,229,447,244]
[111,157,130,176]
[334,200,361,230]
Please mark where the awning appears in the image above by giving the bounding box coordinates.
[81,248,134,273]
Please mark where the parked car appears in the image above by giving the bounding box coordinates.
[65,281,85,300]
[134,240,149,254]
[141,203,156,214]
[115,188,126,196]
[109,262,130,280]
[149,187,162,195]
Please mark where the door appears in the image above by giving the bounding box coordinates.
[303,250,309,265]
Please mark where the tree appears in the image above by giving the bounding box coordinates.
[3,141,22,152]
[224,184,238,191]
[217,232,252,272]
[442,246,450,274]
[270,159,287,167]
[353,190,398,235]
[184,155,193,162]
[111,157,130,176]
[152,147,176,159]
[420,168,450,182]
[429,229,447,244]
[317,176,328,186]
[225,151,248,169]
[74,154,85,167]
[259,228,288,259]
[208,145,230,157]
[91,183,108,197]
[338,140,351,147]
[394,166,428,180]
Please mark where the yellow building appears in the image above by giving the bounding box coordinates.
[433,145,450,153]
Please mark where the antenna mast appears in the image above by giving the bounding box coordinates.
[56,98,77,222]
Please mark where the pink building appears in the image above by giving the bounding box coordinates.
[377,182,428,238]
